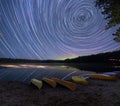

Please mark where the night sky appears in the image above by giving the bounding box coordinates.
[0,0,120,60]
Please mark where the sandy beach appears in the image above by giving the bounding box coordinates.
[0,79,120,106]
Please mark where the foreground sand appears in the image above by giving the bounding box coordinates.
[0,79,120,106]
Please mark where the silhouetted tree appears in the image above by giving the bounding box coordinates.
[96,0,120,41]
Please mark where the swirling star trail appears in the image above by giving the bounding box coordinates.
[0,0,120,60]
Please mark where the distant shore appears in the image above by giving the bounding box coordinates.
[66,62,120,72]
[0,62,120,73]
[0,50,120,72]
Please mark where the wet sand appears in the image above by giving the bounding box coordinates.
[0,79,120,106]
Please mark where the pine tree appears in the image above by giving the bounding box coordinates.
[96,0,120,41]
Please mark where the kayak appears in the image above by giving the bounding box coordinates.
[103,71,120,78]
[31,78,43,89]
[42,77,57,88]
[51,77,77,91]
[103,71,120,75]
[89,74,117,81]
[72,76,88,85]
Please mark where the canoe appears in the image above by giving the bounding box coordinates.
[103,71,120,78]
[31,79,43,89]
[51,78,77,91]
[89,74,117,81]
[42,77,57,88]
[103,71,120,75]
[72,76,88,85]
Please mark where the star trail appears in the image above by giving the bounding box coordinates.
[0,0,120,60]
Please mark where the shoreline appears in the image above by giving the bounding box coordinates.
[0,79,120,106]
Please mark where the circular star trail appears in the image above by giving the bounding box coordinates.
[0,0,120,60]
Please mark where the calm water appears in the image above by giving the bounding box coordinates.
[0,63,94,83]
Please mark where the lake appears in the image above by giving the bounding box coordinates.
[0,63,95,83]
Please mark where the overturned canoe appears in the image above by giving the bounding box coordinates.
[89,74,117,81]
[31,78,43,89]
[72,76,88,85]
[51,78,77,91]
[103,71,120,78]
[42,77,57,88]
[103,72,117,75]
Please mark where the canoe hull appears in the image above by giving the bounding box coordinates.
[72,76,88,85]
[31,79,43,89]
[42,77,57,88]
[103,71,120,78]
[51,78,77,91]
[89,74,117,80]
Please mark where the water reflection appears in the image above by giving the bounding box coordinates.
[0,64,46,69]
[0,64,95,82]
[0,63,79,71]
